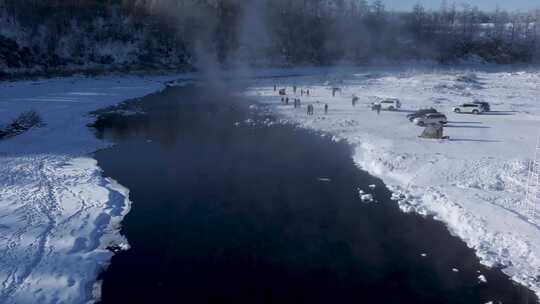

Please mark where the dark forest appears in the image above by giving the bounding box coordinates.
[1,0,539,76]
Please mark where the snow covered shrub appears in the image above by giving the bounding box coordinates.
[13,110,44,129]
[0,110,44,140]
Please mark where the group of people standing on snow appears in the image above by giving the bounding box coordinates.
[276,84,381,118]
[275,85,327,116]
[306,102,328,116]
[307,104,314,115]
[281,96,303,109]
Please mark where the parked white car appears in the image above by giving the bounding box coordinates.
[413,113,448,126]
[376,98,401,111]
[453,103,485,114]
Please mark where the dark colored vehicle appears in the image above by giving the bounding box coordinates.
[407,108,439,122]
[473,101,490,112]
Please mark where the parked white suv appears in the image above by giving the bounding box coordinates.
[413,113,448,126]
[377,98,401,111]
[453,103,485,114]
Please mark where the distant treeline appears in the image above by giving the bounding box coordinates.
[0,0,539,76]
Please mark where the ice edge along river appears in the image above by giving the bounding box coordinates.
[1,66,540,303]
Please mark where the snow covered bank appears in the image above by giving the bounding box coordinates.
[0,75,180,303]
[246,67,540,296]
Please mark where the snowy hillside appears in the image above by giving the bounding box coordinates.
[247,67,540,296]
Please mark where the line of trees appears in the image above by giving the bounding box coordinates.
[1,0,539,75]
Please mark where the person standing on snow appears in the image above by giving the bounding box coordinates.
[324,104,328,114]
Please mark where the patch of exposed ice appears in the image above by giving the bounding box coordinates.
[360,194,374,203]
[478,274,487,283]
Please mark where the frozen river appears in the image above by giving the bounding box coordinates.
[93,85,537,303]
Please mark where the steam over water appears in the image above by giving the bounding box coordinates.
[94,85,538,304]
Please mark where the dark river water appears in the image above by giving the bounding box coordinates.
[93,85,537,304]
